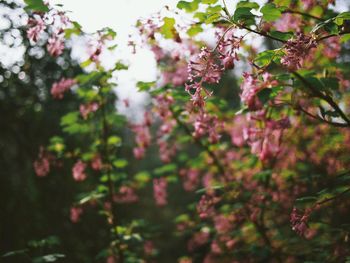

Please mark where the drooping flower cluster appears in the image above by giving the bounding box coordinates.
[274,13,301,32]
[26,8,71,57]
[153,94,177,162]
[113,186,139,204]
[27,16,46,42]
[281,33,317,71]
[72,160,87,182]
[192,112,222,143]
[240,72,278,111]
[70,206,83,223]
[51,78,76,99]
[245,115,290,163]
[131,112,152,159]
[80,102,99,119]
[153,178,168,206]
[33,146,52,177]
[290,207,311,236]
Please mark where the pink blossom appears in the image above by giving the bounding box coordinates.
[143,240,155,255]
[51,78,76,99]
[72,160,87,182]
[216,29,241,70]
[153,178,168,206]
[113,186,139,203]
[323,37,341,59]
[281,33,317,71]
[274,14,301,32]
[70,206,83,223]
[79,102,99,119]
[91,154,102,171]
[197,195,216,219]
[33,147,50,177]
[214,215,232,234]
[47,36,65,57]
[106,256,117,263]
[27,17,46,42]
[290,207,311,236]
[182,168,200,192]
[133,147,145,159]
[187,231,210,252]
[157,138,176,163]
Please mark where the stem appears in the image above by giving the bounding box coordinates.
[292,71,350,126]
[317,31,349,42]
[283,10,324,21]
[297,105,349,128]
[316,187,350,206]
[100,93,124,262]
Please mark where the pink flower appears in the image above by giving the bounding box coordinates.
[70,206,83,223]
[323,37,341,59]
[47,36,65,57]
[51,78,76,99]
[72,160,87,182]
[281,33,317,71]
[113,186,139,203]
[133,147,145,159]
[91,154,102,171]
[143,240,155,256]
[187,231,210,251]
[274,14,301,32]
[33,147,51,177]
[79,102,99,119]
[290,207,311,236]
[27,17,46,42]
[153,178,168,206]
[197,195,216,219]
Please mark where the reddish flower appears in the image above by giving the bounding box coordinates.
[91,154,102,171]
[72,160,87,182]
[281,33,317,71]
[33,147,51,177]
[70,206,83,223]
[79,102,99,119]
[113,186,139,204]
[27,17,46,42]
[153,178,168,206]
[47,36,65,57]
[51,78,76,99]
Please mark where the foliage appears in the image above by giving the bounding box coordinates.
[2,0,350,262]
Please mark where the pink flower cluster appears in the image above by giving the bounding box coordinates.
[245,115,290,163]
[240,72,278,111]
[27,16,46,42]
[186,29,240,108]
[197,194,218,219]
[290,207,311,236]
[192,113,222,143]
[47,36,65,57]
[70,206,83,223]
[323,37,341,59]
[113,186,139,204]
[51,78,76,99]
[132,112,152,159]
[33,147,51,177]
[281,33,317,71]
[153,178,168,206]
[72,160,87,182]
[80,102,99,119]
[91,154,103,171]
[274,14,301,32]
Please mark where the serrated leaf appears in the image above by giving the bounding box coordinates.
[136,81,155,91]
[236,1,259,9]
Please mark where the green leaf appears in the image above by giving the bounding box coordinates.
[160,17,177,39]
[187,24,203,36]
[205,12,221,24]
[202,0,218,4]
[261,3,282,22]
[107,136,122,146]
[177,0,200,12]
[2,249,29,257]
[269,31,293,41]
[113,159,128,168]
[254,50,275,67]
[233,7,256,25]
[236,1,259,9]
[136,81,155,91]
[114,62,128,70]
[61,112,79,126]
[154,163,177,175]
[256,88,272,104]
[24,0,49,12]
[206,5,222,13]
[134,171,151,184]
